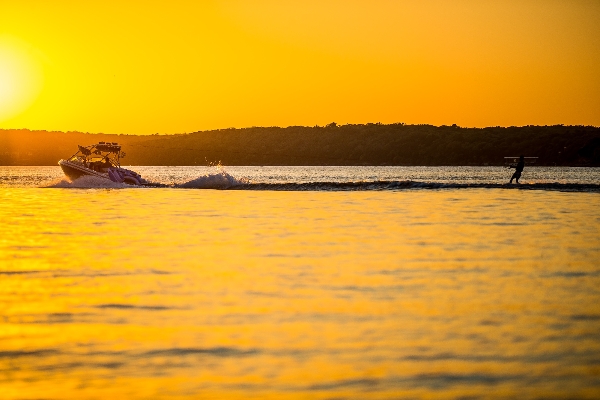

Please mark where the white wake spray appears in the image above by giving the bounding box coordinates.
[42,175,130,189]
[176,168,249,189]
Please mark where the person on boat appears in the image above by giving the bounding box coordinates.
[100,156,112,169]
[509,155,525,184]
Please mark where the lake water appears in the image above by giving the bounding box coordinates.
[1,166,600,399]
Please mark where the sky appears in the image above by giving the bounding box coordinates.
[0,0,599,134]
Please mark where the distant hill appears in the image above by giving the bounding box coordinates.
[1,124,599,166]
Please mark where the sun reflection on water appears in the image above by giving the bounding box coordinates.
[0,187,599,398]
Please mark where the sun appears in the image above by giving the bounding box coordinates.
[0,35,44,123]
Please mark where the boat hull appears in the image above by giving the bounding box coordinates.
[58,160,111,181]
[58,159,147,185]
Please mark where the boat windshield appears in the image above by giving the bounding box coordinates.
[68,155,87,164]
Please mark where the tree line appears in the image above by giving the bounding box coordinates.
[1,124,598,166]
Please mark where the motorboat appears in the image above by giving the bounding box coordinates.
[58,142,148,185]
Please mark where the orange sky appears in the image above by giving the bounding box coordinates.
[0,0,599,134]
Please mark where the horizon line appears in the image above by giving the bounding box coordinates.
[1,123,599,136]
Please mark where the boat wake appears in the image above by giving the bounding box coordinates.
[176,170,249,189]
[44,178,600,192]
[43,175,130,188]
[42,173,600,193]
[231,181,600,192]
[42,170,249,190]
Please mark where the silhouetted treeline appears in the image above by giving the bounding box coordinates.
[1,124,599,166]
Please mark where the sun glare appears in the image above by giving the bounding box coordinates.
[0,35,44,123]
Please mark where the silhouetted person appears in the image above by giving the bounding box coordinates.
[509,155,525,184]
[102,156,112,168]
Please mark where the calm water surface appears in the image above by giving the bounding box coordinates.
[1,167,599,399]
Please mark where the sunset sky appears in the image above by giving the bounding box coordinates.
[0,0,599,134]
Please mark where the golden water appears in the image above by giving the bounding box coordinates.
[1,187,599,399]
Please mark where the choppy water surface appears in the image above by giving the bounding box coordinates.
[1,166,600,399]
